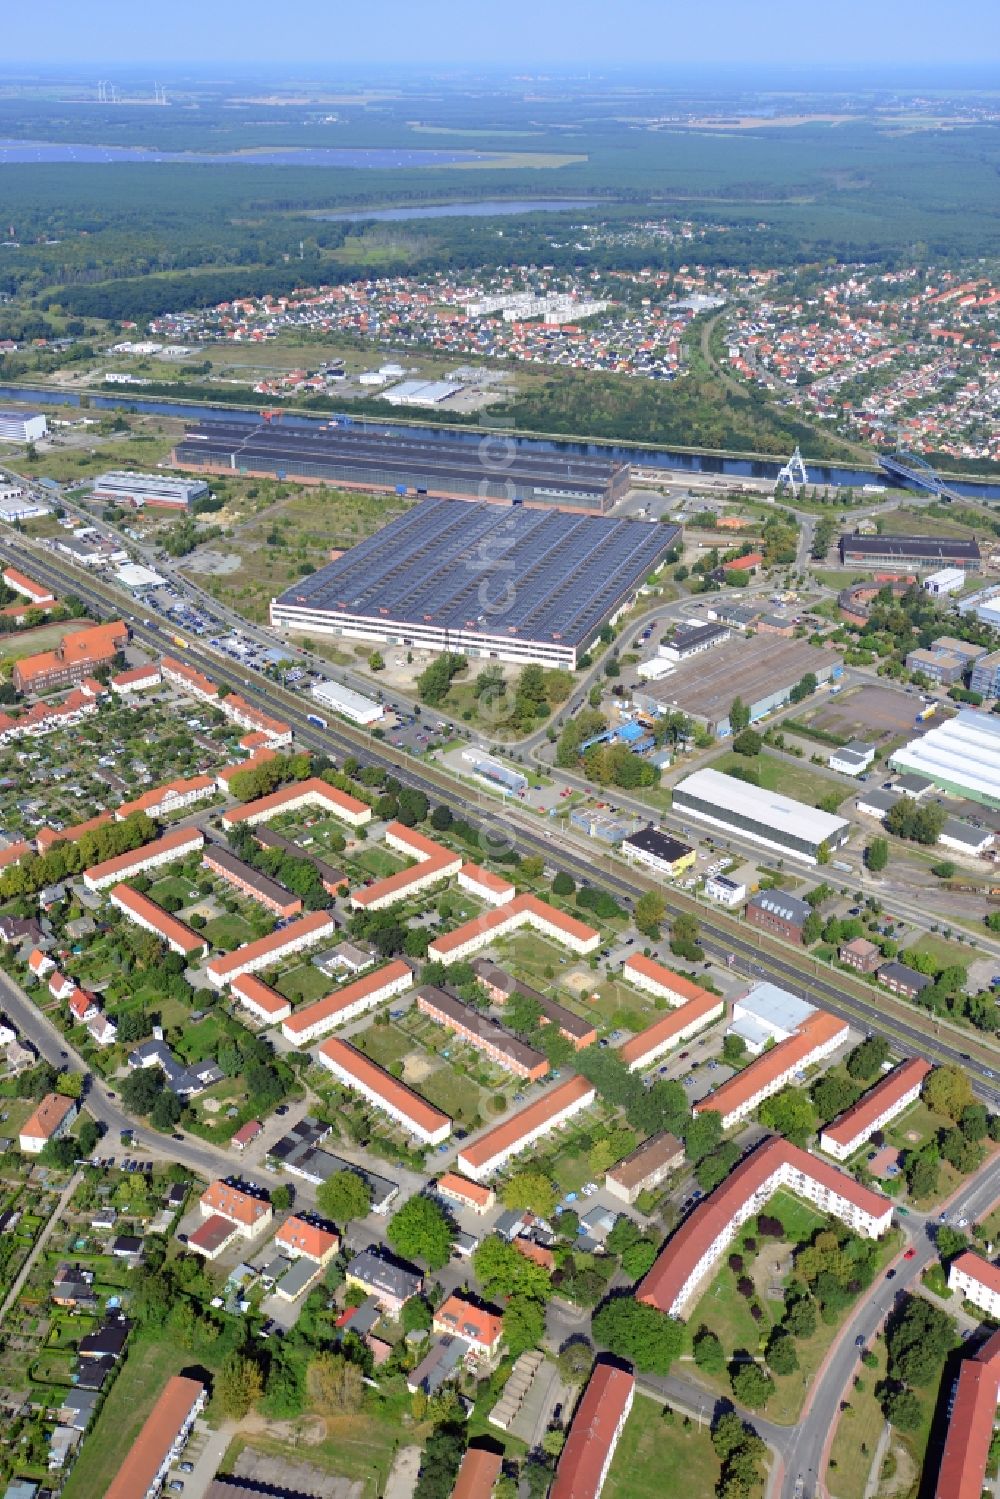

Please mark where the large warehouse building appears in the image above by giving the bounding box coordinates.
[672,767,851,864]
[272,500,679,669]
[839,533,981,572]
[631,635,836,736]
[890,708,1000,809]
[173,420,631,513]
[91,471,209,510]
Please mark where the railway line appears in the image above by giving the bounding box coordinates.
[9,538,1000,1106]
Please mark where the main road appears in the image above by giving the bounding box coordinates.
[777,1150,1000,1499]
[7,536,1000,1109]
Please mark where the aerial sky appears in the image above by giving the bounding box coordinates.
[5,0,998,68]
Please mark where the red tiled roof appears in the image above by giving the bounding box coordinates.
[276,1214,339,1260]
[437,1171,493,1209]
[206,909,335,981]
[35,812,114,852]
[111,663,161,688]
[281,959,411,1037]
[512,1237,555,1271]
[429,893,598,956]
[623,953,708,1005]
[434,1293,503,1348]
[115,774,214,820]
[694,1010,848,1120]
[822,1058,932,1151]
[637,1136,890,1314]
[216,746,276,785]
[68,987,96,1020]
[161,656,218,696]
[319,1036,451,1137]
[84,826,203,885]
[221,775,368,826]
[110,884,206,955]
[104,1376,205,1499]
[200,1179,270,1228]
[951,1250,1000,1300]
[550,1363,635,1499]
[20,1091,75,1142]
[14,620,127,683]
[619,987,723,1069]
[0,840,30,869]
[933,1326,1000,1499]
[451,1446,504,1499]
[231,1120,262,1148]
[459,1076,594,1173]
[459,861,515,896]
[3,566,51,599]
[188,1214,238,1255]
[230,973,291,1018]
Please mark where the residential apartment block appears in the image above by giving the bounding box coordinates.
[820,1058,932,1160]
[457,1076,595,1181]
[638,1137,892,1318]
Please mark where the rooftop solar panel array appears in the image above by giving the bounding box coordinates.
[174,420,628,508]
[275,498,679,649]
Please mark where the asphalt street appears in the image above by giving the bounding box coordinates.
[9,538,1000,1111]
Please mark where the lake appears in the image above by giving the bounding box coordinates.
[0,140,505,168]
[313,199,602,221]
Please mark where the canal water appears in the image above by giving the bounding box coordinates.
[3,385,997,499]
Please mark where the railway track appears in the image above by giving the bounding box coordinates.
[10,539,1000,1103]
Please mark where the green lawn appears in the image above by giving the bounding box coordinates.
[827,1331,887,1493]
[149,874,200,906]
[203,913,256,950]
[0,619,91,663]
[350,846,408,879]
[274,963,332,1005]
[590,978,659,1034]
[902,932,974,972]
[174,1014,227,1063]
[884,1098,946,1154]
[685,1192,898,1425]
[418,1064,482,1126]
[709,751,845,811]
[223,1408,405,1498]
[60,1334,193,1499]
[354,1022,413,1071]
[604,1395,723,1498]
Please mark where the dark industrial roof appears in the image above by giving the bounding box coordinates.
[621,827,693,864]
[176,419,627,501]
[275,499,679,649]
[840,533,981,562]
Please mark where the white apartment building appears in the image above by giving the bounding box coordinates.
[206,911,337,990]
[619,990,726,1072]
[638,1139,893,1318]
[83,829,205,891]
[428,896,600,966]
[221,777,370,832]
[230,974,292,1025]
[318,1038,451,1145]
[949,1251,1000,1318]
[457,1077,596,1181]
[456,863,516,906]
[280,960,413,1045]
[820,1058,932,1161]
[694,1013,849,1130]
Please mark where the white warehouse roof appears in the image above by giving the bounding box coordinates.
[311,678,384,725]
[890,709,1000,806]
[673,767,850,844]
[733,982,815,1036]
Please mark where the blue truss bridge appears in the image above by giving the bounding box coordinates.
[878,450,960,502]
